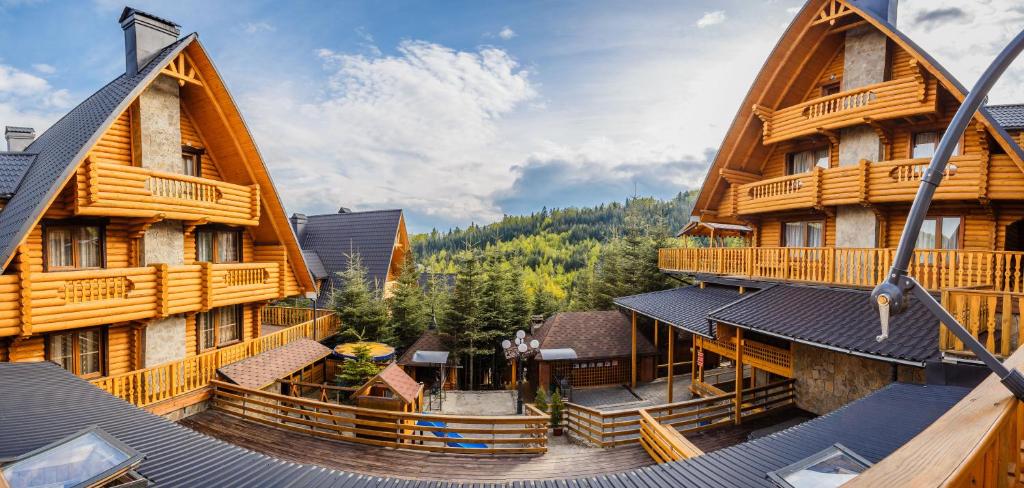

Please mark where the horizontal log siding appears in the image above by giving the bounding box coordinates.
[180,103,224,181]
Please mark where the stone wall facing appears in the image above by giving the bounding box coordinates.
[792,342,924,415]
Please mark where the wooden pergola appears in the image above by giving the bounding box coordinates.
[677,221,752,247]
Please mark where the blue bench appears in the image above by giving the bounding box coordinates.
[416,419,487,449]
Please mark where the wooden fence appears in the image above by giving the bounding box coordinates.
[92,307,338,407]
[211,380,548,455]
[566,379,796,448]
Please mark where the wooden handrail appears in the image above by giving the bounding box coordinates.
[638,408,703,463]
[91,308,340,407]
[846,346,1024,487]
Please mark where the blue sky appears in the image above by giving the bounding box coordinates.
[1,1,1022,233]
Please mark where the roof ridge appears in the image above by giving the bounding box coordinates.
[307,208,403,218]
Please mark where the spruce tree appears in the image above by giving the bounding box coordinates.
[440,249,484,389]
[331,253,389,342]
[337,343,383,386]
[387,250,430,349]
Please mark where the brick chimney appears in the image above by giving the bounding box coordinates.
[119,7,181,74]
[4,126,35,152]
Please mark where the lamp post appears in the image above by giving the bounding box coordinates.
[503,330,540,414]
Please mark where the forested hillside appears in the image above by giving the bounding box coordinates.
[412,191,697,307]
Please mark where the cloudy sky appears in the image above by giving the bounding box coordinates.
[0,1,1022,233]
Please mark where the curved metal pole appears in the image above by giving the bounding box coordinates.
[872,29,1024,399]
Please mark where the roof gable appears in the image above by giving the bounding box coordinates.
[692,0,1024,217]
[535,310,655,359]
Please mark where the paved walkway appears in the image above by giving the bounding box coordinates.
[181,410,655,482]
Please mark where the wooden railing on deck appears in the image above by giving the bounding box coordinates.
[942,289,1024,359]
[845,346,1024,487]
[638,409,703,463]
[566,379,796,448]
[91,308,338,407]
[660,247,1024,292]
[211,380,548,454]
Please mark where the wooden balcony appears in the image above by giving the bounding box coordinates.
[74,158,260,226]
[0,262,281,337]
[732,155,981,216]
[940,288,1024,360]
[658,247,1024,292]
[753,75,938,145]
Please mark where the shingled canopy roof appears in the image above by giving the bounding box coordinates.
[297,209,404,307]
[357,363,422,404]
[397,329,449,366]
[218,339,332,389]
[708,284,940,366]
[615,285,746,338]
[534,311,655,360]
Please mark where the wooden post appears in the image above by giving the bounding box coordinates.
[667,327,674,403]
[654,319,659,349]
[511,358,517,389]
[631,311,637,389]
[734,329,744,425]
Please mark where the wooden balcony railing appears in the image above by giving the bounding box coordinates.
[659,247,1024,292]
[732,155,981,216]
[75,158,260,226]
[941,289,1024,360]
[0,262,282,338]
[845,345,1024,487]
[91,307,338,408]
[753,74,938,145]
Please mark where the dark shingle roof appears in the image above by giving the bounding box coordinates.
[397,329,447,365]
[534,310,656,359]
[299,209,403,307]
[987,104,1024,131]
[0,152,36,196]
[302,249,328,279]
[614,285,745,338]
[0,35,194,271]
[0,362,966,487]
[708,284,940,365]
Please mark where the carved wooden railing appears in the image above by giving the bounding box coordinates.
[211,379,547,454]
[846,346,1024,487]
[731,155,982,216]
[76,158,260,225]
[91,308,338,408]
[659,247,1024,292]
[753,74,937,144]
[941,289,1024,359]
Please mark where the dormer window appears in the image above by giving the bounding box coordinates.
[786,147,829,175]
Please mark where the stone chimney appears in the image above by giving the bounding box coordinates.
[290,213,308,241]
[849,0,898,23]
[4,126,35,152]
[119,7,181,74]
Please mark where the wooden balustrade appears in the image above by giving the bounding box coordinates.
[659,247,1024,292]
[0,262,282,337]
[92,308,339,407]
[941,289,1024,359]
[76,159,259,225]
[638,409,703,463]
[732,154,982,216]
[565,379,795,448]
[754,75,937,145]
[846,346,1024,487]
[210,379,547,454]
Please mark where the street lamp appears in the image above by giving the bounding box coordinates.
[503,330,540,414]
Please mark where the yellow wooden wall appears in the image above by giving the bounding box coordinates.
[180,104,224,181]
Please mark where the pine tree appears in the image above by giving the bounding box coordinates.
[440,249,484,389]
[337,343,382,386]
[331,253,389,342]
[530,288,560,319]
[387,250,430,350]
[506,265,531,333]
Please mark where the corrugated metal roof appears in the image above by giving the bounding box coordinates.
[614,285,744,338]
[299,209,403,307]
[708,284,940,365]
[0,35,195,272]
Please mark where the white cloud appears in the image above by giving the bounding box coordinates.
[242,21,275,34]
[696,10,726,28]
[31,63,55,74]
[244,40,537,225]
[498,26,516,40]
[0,63,70,131]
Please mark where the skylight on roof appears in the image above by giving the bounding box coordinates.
[768,443,872,488]
[0,426,145,488]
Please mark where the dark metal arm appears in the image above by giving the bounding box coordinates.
[871,29,1024,400]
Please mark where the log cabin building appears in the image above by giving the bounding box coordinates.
[619,0,1024,418]
[0,8,315,382]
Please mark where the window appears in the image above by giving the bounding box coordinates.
[182,146,203,177]
[195,228,241,263]
[783,221,824,248]
[47,329,104,378]
[821,82,841,97]
[916,216,961,250]
[786,147,830,175]
[0,427,145,488]
[768,443,872,488]
[912,131,961,159]
[198,306,242,350]
[45,224,103,271]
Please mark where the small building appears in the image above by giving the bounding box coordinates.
[217,338,334,395]
[531,311,656,390]
[291,208,410,306]
[354,362,424,413]
[397,330,455,390]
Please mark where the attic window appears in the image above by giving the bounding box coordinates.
[767,443,871,488]
[0,426,147,488]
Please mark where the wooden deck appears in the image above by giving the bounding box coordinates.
[181,410,656,482]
